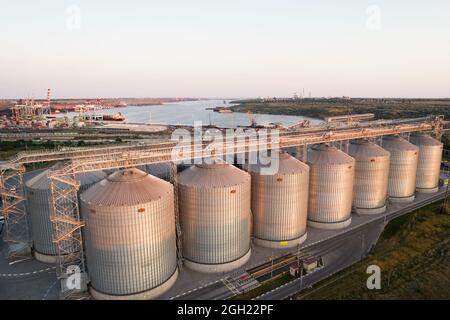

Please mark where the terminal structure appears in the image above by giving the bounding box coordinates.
[0,115,447,299]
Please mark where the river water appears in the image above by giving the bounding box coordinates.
[68,99,321,128]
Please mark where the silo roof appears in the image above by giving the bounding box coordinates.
[247,151,309,175]
[80,168,172,207]
[26,166,106,190]
[348,139,390,159]
[410,133,443,146]
[178,161,250,188]
[307,144,354,165]
[383,135,419,151]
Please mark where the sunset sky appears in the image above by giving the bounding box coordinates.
[1,0,449,98]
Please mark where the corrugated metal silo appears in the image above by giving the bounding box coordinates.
[348,139,390,214]
[247,152,309,248]
[79,168,178,300]
[178,160,251,273]
[307,144,355,230]
[410,133,443,193]
[382,135,419,202]
[25,167,106,263]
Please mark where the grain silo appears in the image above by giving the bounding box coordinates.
[79,168,178,300]
[247,152,309,248]
[348,139,390,214]
[307,144,355,230]
[25,167,106,263]
[382,135,419,202]
[178,160,251,273]
[410,133,443,193]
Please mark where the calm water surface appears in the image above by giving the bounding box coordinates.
[68,100,321,128]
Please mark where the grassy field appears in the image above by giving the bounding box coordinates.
[230,98,450,120]
[294,201,450,300]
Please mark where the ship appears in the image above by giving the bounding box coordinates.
[102,112,125,121]
[206,106,233,113]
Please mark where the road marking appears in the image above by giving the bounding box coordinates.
[0,266,55,278]
[42,279,58,300]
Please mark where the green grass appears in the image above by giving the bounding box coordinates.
[230,98,450,121]
[294,201,450,300]
[231,99,450,150]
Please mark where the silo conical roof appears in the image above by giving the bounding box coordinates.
[26,167,106,190]
[247,151,309,175]
[349,139,390,160]
[80,168,172,206]
[383,135,419,152]
[410,133,443,146]
[308,144,354,165]
[178,160,250,188]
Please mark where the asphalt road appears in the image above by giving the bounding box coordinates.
[255,191,446,300]
[255,222,384,300]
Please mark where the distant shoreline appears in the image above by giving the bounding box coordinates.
[0,98,210,115]
[229,98,450,120]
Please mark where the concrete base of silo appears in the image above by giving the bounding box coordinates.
[389,194,415,203]
[307,216,352,230]
[416,186,439,194]
[184,249,252,274]
[354,204,386,215]
[34,251,58,264]
[253,232,307,249]
[90,268,179,300]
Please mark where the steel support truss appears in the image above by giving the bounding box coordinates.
[0,164,31,262]
[169,162,183,272]
[49,163,87,299]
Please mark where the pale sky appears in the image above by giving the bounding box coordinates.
[1,0,449,99]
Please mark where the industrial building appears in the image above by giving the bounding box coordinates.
[410,133,443,193]
[0,115,446,300]
[247,151,309,248]
[348,139,390,214]
[382,135,419,203]
[307,144,355,230]
[177,160,252,273]
[79,168,178,300]
[25,167,106,263]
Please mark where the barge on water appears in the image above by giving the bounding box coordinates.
[80,112,126,123]
[206,106,233,113]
